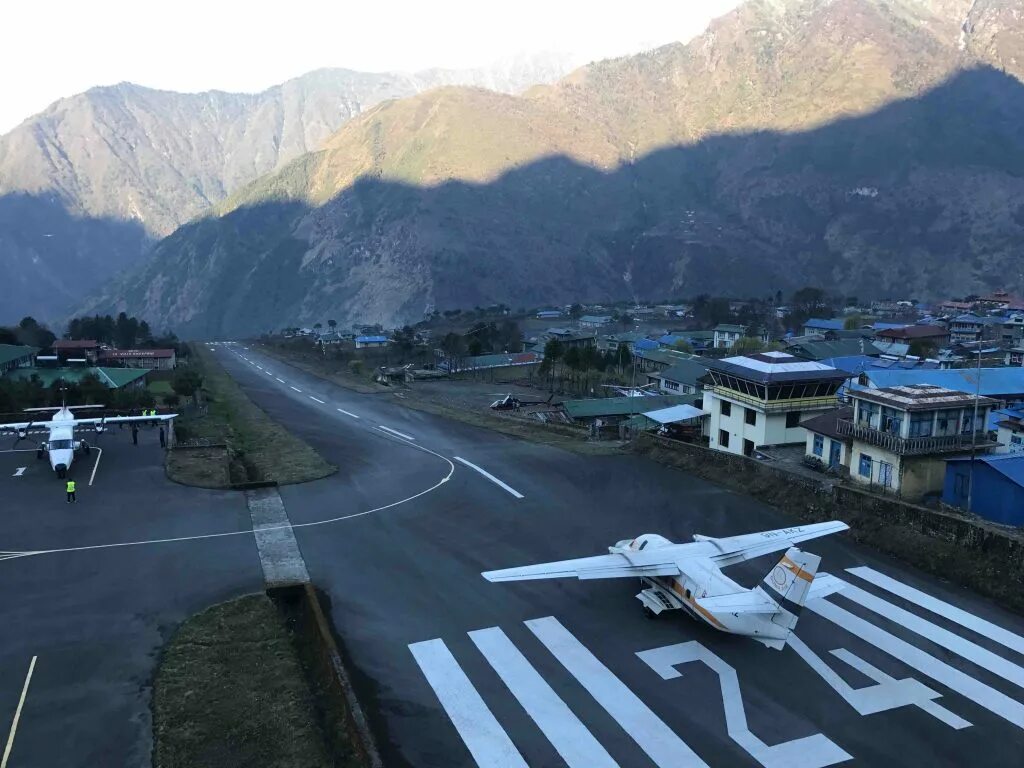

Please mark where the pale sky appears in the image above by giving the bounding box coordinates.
[1,0,741,134]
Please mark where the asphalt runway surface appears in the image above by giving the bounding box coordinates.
[214,343,1024,768]
[0,421,262,766]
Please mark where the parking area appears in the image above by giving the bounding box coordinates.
[0,428,262,767]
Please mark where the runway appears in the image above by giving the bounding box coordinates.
[1,342,1022,766]
[214,343,1024,767]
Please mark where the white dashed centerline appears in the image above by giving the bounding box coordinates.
[276,378,285,383]
[309,396,326,404]
[337,408,360,419]
[454,457,524,499]
[290,386,302,393]
[377,425,415,441]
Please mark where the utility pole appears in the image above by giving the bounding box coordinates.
[967,345,982,514]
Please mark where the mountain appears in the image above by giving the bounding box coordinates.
[85,0,1024,335]
[0,55,580,323]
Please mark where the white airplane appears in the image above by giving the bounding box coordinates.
[0,405,177,478]
[482,520,849,650]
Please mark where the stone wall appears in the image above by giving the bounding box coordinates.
[633,432,1024,614]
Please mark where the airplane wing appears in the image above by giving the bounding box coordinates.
[0,421,35,433]
[72,414,178,426]
[701,520,849,568]
[482,551,683,582]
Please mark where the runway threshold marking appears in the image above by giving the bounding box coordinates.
[89,448,103,486]
[808,597,1024,729]
[837,581,1024,689]
[846,566,1024,656]
[454,457,524,499]
[377,425,415,441]
[526,616,708,768]
[308,396,326,404]
[409,639,528,768]
[1,656,37,768]
[290,386,302,393]
[337,408,360,419]
[12,468,25,477]
[469,627,617,767]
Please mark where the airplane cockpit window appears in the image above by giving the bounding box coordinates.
[638,539,649,551]
[49,439,73,449]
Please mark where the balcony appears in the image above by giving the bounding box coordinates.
[836,419,997,455]
[705,385,838,413]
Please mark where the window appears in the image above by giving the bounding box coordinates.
[663,379,679,391]
[786,411,801,429]
[719,429,730,448]
[743,439,755,457]
[720,400,732,417]
[879,461,893,488]
[745,408,757,426]
[813,434,824,456]
[682,384,695,394]
[858,453,872,478]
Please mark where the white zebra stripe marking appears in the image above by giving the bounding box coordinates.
[526,616,708,768]
[469,627,618,768]
[847,566,1024,657]
[409,639,528,768]
[839,581,1024,690]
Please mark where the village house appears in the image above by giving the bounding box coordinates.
[840,384,998,499]
[0,344,38,377]
[53,339,101,363]
[712,324,749,349]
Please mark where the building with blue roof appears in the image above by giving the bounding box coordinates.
[355,335,389,348]
[942,455,1024,525]
[801,318,845,334]
[853,368,1024,407]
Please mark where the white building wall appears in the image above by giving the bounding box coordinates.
[705,391,811,454]
[997,425,1024,454]
[804,430,849,467]
[849,439,904,491]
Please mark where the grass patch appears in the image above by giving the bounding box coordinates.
[168,345,335,487]
[148,379,174,396]
[152,594,340,768]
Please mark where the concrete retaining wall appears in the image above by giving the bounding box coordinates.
[633,432,1024,613]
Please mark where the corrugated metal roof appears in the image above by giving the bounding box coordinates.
[0,344,39,366]
[947,454,1024,487]
[563,395,686,419]
[642,404,705,423]
[6,366,148,389]
[856,368,1024,397]
[803,318,844,330]
[355,335,388,343]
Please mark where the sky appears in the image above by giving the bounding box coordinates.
[1,0,742,134]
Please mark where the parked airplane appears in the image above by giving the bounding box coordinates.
[483,521,849,650]
[0,405,177,478]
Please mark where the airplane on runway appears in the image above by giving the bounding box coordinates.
[483,520,849,650]
[0,404,177,479]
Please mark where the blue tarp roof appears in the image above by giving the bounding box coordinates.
[870,322,909,330]
[804,318,844,330]
[855,368,1024,397]
[634,339,659,351]
[356,335,388,342]
[946,454,1024,487]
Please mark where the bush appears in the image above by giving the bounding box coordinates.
[164,393,181,407]
[348,360,364,376]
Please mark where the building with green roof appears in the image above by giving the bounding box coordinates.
[7,366,150,390]
[0,344,39,376]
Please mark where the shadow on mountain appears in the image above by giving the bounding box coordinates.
[0,193,150,325]
[102,67,1024,337]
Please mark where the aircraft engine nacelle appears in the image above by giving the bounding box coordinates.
[17,429,27,439]
[611,533,674,553]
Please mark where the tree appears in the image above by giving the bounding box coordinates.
[672,339,693,353]
[327,319,337,329]
[843,315,864,330]
[614,342,632,373]
[543,338,564,363]
[732,336,765,353]
[908,339,937,358]
[468,338,484,356]
[171,368,204,406]
[313,322,323,330]
[790,287,830,316]
[563,346,582,382]
[568,303,583,320]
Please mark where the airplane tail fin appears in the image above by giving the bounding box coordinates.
[760,547,820,633]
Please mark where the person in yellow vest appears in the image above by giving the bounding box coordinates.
[66,479,77,503]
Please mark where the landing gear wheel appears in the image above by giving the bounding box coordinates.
[643,606,657,620]
[57,467,66,479]
[37,448,44,460]
[83,442,90,456]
